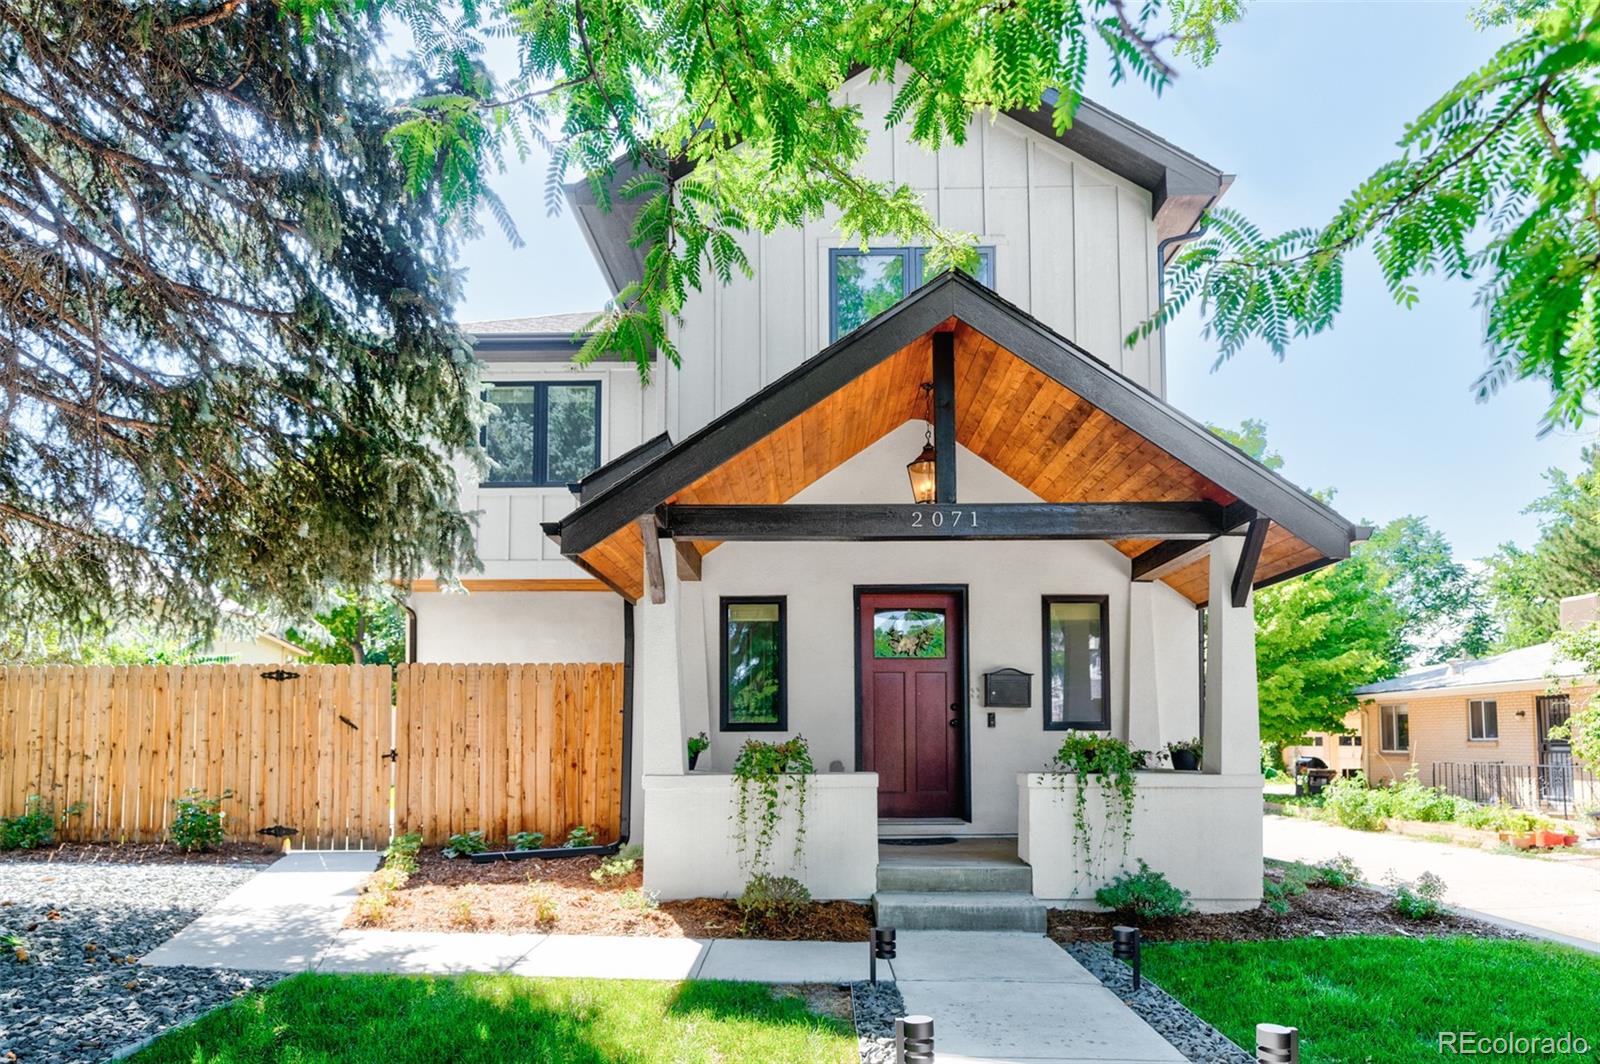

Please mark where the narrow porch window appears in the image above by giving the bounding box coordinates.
[720,597,786,730]
[1042,596,1109,731]
[1468,698,1498,741]
[1380,703,1409,753]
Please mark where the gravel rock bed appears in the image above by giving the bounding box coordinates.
[1063,943,1252,1064]
[849,980,904,1064]
[0,860,277,1063]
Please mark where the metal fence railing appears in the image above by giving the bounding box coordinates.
[1430,760,1600,819]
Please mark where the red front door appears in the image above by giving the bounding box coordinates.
[859,590,964,818]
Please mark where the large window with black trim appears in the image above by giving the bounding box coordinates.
[1042,596,1110,730]
[721,597,786,730]
[481,381,601,487]
[829,246,996,340]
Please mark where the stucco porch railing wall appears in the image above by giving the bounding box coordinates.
[1018,771,1264,913]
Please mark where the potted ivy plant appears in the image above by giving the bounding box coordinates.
[1048,734,1140,870]
[687,732,710,771]
[1164,738,1202,772]
[731,736,814,874]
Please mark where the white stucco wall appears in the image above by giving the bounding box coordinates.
[682,423,1201,834]
[410,591,624,664]
[1019,772,1263,911]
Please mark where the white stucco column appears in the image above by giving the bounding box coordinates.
[677,580,713,757]
[1125,582,1162,752]
[638,559,688,777]
[1203,536,1261,775]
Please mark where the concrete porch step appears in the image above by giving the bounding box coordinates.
[873,891,1047,932]
[876,862,1033,893]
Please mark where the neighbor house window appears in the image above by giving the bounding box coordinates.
[829,246,996,340]
[1042,596,1109,730]
[1338,735,1356,747]
[1468,698,1499,741]
[481,381,600,486]
[1311,736,1324,747]
[1380,704,1409,753]
[721,597,786,730]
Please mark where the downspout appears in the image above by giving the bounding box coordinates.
[395,592,419,664]
[1154,191,1222,397]
[472,598,634,862]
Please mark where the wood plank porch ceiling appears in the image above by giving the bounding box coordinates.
[577,322,1327,604]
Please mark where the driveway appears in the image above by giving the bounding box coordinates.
[1263,815,1600,948]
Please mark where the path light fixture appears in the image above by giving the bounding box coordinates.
[1256,1023,1300,1064]
[906,383,937,504]
[870,926,896,984]
[894,1015,934,1064]
[1111,925,1142,992]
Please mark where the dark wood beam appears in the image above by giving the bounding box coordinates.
[657,502,1227,542]
[673,539,702,582]
[932,331,957,504]
[1231,516,1270,608]
[639,514,666,604]
[1130,501,1256,580]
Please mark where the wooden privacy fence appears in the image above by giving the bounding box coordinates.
[394,663,625,847]
[0,662,624,849]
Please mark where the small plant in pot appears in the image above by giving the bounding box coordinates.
[687,732,710,771]
[1164,738,1202,771]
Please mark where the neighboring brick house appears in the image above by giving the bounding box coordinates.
[1282,710,1363,777]
[1353,594,1598,811]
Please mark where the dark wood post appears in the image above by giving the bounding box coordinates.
[932,331,957,504]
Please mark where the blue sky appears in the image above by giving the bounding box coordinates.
[452,1,1594,561]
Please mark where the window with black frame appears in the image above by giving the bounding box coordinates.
[1042,596,1109,730]
[829,246,996,340]
[721,598,786,730]
[481,381,600,487]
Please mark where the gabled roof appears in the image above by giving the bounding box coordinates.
[545,270,1365,602]
[568,96,1230,295]
[1355,643,1587,697]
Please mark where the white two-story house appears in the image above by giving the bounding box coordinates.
[407,74,1367,917]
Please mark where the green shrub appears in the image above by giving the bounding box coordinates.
[1093,860,1193,921]
[442,830,487,859]
[565,825,598,848]
[0,796,83,851]
[1322,774,1389,831]
[1456,803,1545,833]
[1384,769,1461,822]
[384,833,422,874]
[1312,853,1361,889]
[1389,871,1448,919]
[508,831,545,851]
[169,789,230,852]
[525,881,559,924]
[591,854,638,884]
[738,873,811,923]
[618,887,660,912]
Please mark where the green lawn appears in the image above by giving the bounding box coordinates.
[1142,936,1600,1064]
[131,973,856,1064]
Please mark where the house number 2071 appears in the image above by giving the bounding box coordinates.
[910,509,979,528]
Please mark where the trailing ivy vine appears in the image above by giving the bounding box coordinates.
[1048,734,1146,876]
[731,736,814,875]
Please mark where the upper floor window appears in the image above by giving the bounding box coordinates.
[481,381,600,487]
[829,246,996,341]
[1468,698,1499,741]
[1379,704,1409,753]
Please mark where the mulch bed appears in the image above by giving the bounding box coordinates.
[1048,866,1522,944]
[354,849,874,941]
[0,841,282,866]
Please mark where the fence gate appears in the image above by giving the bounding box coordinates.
[0,665,392,849]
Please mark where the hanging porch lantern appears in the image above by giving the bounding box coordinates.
[907,382,937,503]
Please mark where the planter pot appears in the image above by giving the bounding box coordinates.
[1532,829,1574,849]
[1499,830,1537,849]
[1169,749,1201,772]
[688,751,701,771]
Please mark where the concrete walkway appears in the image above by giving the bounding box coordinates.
[1264,814,1600,947]
[143,852,1187,1062]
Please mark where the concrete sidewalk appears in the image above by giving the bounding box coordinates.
[1264,814,1600,947]
[142,853,1188,1063]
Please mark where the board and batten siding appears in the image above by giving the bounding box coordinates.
[664,73,1164,441]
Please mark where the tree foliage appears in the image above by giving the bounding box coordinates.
[1153,0,1600,432]
[285,589,407,664]
[0,0,480,637]
[1486,443,1600,647]
[367,0,1242,376]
